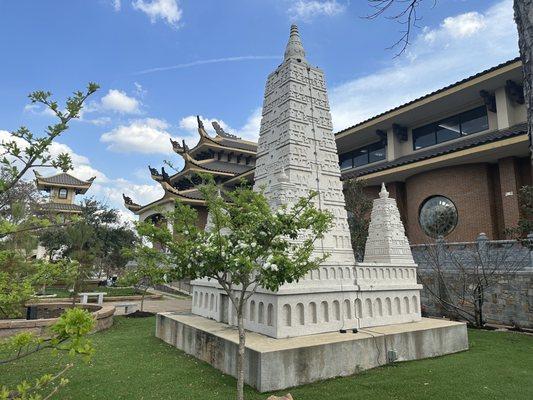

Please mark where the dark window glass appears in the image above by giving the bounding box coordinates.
[413,124,436,150]
[339,153,353,170]
[58,188,68,199]
[353,148,368,167]
[368,142,386,163]
[436,115,461,143]
[413,106,489,150]
[338,142,386,169]
[460,106,488,135]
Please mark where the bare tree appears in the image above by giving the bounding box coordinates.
[366,0,533,164]
[416,234,531,327]
[366,0,425,56]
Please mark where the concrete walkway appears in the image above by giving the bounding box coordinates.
[109,291,192,315]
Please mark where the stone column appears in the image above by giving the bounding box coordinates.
[498,157,521,232]
[495,87,514,129]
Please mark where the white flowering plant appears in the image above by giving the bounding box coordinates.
[133,179,332,400]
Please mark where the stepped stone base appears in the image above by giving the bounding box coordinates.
[155,312,468,392]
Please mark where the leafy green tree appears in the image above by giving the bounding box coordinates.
[38,199,137,305]
[133,182,332,400]
[120,257,167,311]
[0,253,73,318]
[0,307,95,399]
[343,179,372,261]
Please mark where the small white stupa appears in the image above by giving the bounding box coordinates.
[363,183,416,265]
[355,183,422,327]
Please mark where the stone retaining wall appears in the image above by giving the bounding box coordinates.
[0,303,115,338]
[418,270,533,328]
[412,235,533,328]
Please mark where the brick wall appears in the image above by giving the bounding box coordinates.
[406,164,499,243]
[346,158,531,244]
[498,157,521,231]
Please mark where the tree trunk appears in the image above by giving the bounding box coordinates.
[514,0,533,166]
[474,285,484,327]
[236,312,246,400]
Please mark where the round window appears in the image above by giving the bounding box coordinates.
[418,196,458,238]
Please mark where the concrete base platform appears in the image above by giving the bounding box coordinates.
[156,312,468,392]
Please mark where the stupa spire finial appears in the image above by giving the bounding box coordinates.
[284,24,307,62]
[379,182,389,199]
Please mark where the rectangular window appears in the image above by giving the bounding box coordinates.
[368,142,386,163]
[338,141,386,170]
[413,124,436,150]
[436,115,461,143]
[412,106,488,150]
[353,148,369,167]
[339,154,353,170]
[460,106,489,135]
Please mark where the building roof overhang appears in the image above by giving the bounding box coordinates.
[335,58,523,152]
[344,124,528,185]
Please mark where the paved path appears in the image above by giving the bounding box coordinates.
[109,292,192,315]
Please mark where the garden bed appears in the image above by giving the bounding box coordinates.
[0,303,115,339]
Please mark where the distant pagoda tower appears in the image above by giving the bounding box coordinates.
[191,25,422,338]
[35,170,94,216]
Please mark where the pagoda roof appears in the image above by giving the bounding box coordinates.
[38,202,83,213]
[125,115,258,215]
[35,171,95,193]
[194,159,252,175]
[171,116,257,157]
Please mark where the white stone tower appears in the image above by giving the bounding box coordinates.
[254,24,355,267]
[191,26,421,338]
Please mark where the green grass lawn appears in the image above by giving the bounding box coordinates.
[1,317,532,400]
[42,286,143,298]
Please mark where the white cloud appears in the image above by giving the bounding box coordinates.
[132,0,183,27]
[92,178,163,221]
[288,0,346,21]
[329,0,518,131]
[100,89,141,114]
[23,103,56,117]
[100,118,177,154]
[424,11,487,42]
[112,0,121,11]
[0,129,105,183]
[133,82,147,98]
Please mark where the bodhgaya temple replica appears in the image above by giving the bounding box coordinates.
[156,25,468,392]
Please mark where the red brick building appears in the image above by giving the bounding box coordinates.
[336,58,530,244]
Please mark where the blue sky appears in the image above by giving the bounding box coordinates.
[0,0,520,220]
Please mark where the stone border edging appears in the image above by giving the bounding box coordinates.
[31,294,162,303]
[0,303,116,338]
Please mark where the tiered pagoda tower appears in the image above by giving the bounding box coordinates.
[123,117,257,225]
[191,25,422,338]
[35,170,94,216]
